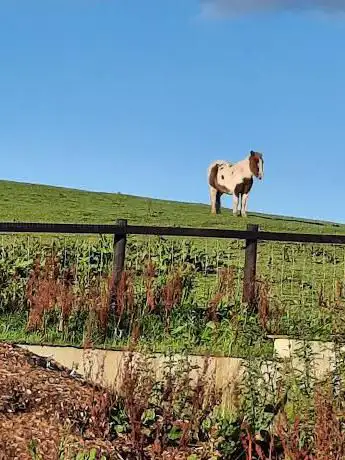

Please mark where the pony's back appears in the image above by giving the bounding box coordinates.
[207,159,233,179]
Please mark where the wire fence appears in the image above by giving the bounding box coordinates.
[257,241,345,337]
[0,221,344,357]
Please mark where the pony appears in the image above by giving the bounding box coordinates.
[207,150,264,217]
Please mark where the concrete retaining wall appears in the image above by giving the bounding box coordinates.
[18,344,244,410]
[18,338,345,410]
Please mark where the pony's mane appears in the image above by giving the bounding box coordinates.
[247,150,263,160]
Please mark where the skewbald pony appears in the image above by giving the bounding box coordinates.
[207,150,264,217]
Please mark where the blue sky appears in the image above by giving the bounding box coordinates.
[1,1,345,222]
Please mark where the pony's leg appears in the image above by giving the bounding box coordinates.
[232,193,239,216]
[216,191,222,214]
[241,193,249,217]
[210,186,219,214]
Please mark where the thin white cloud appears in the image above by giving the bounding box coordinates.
[201,0,345,17]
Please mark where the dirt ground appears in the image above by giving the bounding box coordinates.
[0,342,120,459]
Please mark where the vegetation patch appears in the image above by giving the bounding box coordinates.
[2,341,345,459]
[0,231,345,354]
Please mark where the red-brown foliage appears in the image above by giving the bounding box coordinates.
[26,254,115,337]
[160,270,183,314]
[276,415,313,460]
[314,384,345,460]
[115,270,135,320]
[255,279,270,330]
[86,275,112,333]
[26,254,76,332]
[144,260,156,312]
[207,267,235,322]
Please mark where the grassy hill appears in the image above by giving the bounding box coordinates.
[1,180,345,355]
[0,179,344,235]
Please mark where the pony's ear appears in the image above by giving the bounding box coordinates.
[250,150,255,156]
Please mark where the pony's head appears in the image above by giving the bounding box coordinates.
[249,151,264,180]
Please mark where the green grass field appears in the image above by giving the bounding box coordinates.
[1,179,345,356]
[1,179,345,233]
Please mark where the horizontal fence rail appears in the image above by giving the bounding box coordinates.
[0,221,345,244]
[1,219,345,307]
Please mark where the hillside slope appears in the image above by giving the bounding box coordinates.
[0,180,344,234]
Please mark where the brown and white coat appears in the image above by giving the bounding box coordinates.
[207,151,264,217]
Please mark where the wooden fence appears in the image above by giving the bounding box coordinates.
[1,220,345,306]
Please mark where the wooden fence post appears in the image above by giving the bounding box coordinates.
[242,223,259,306]
[110,219,127,311]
